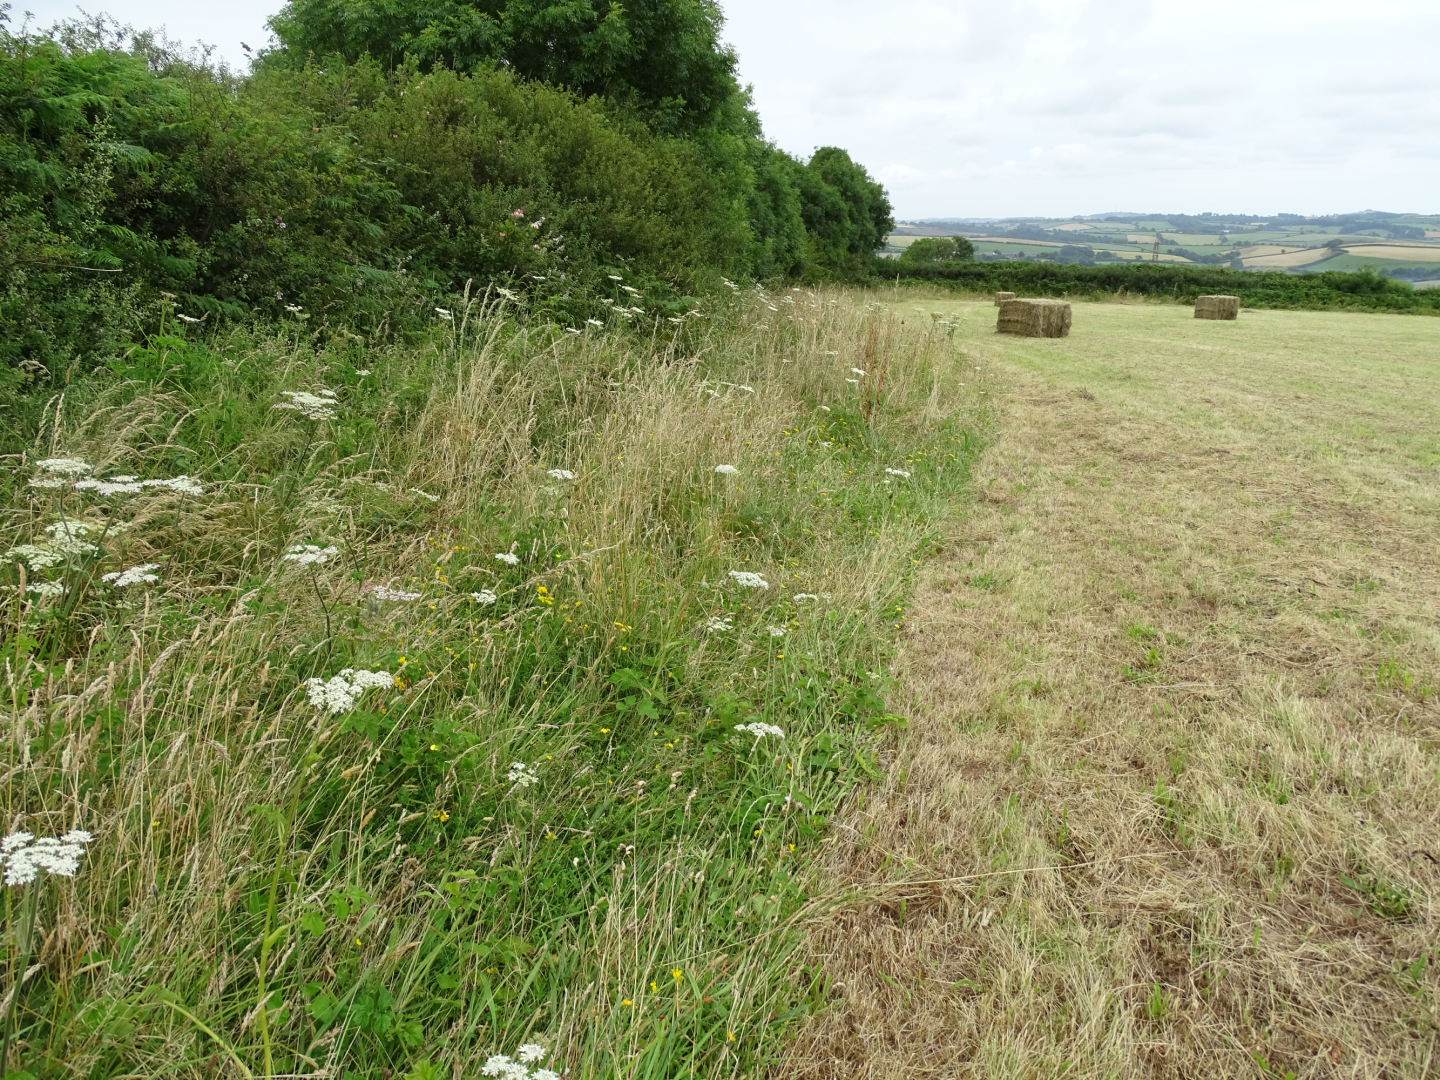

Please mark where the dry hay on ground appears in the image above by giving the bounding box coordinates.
[998,298,1071,338]
[1194,294,1239,320]
[1343,244,1440,263]
[994,291,1016,305]
[783,302,1440,1080]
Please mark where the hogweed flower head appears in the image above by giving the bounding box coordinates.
[470,590,498,605]
[506,762,539,788]
[35,458,92,476]
[494,552,519,566]
[275,390,339,421]
[283,544,339,566]
[546,469,576,480]
[713,464,739,475]
[368,586,421,602]
[734,722,784,740]
[1,830,93,886]
[728,570,769,589]
[304,669,394,715]
[101,564,160,587]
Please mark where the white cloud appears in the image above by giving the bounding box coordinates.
[723,0,1440,216]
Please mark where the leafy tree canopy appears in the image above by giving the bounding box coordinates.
[267,0,739,131]
[796,147,893,277]
[898,236,973,265]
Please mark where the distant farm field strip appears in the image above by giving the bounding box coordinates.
[1241,248,1339,268]
[1345,244,1440,262]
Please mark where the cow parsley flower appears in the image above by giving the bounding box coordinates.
[713,464,738,475]
[35,458,92,476]
[506,762,539,788]
[546,469,576,480]
[100,563,160,587]
[1,830,93,886]
[275,390,339,421]
[734,722,784,739]
[515,1045,548,1065]
[851,368,867,376]
[845,378,858,385]
[470,590,498,605]
[355,369,372,376]
[586,319,603,327]
[369,587,421,602]
[42,522,99,556]
[283,544,339,565]
[175,313,201,324]
[303,669,394,715]
[793,593,819,601]
[73,476,144,495]
[435,308,454,320]
[884,468,911,478]
[28,477,67,489]
[765,626,786,637]
[706,616,733,631]
[494,552,519,566]
[26,581,65,598]
[4,544,64,571]
[142,475,204,495]
[728,570,769,589]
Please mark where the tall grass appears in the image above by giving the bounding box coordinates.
[1,286,984,1078]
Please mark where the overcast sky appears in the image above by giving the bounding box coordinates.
[17,0,1440,219]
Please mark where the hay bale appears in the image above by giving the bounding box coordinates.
[994,291,1016,305]
[997,298,1071,338]
[1194,294,1240,320]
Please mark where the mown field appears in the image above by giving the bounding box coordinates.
[0,288,985,1079]
[787,299,1440,1078]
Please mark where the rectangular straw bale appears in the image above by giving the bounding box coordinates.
[997,298,1071,338]
[1194,294,1240,320]
[994,291,1016,305]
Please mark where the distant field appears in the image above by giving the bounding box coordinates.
[1301,252,1440,275]
[1051,223,1094,231]
[1241,247,1338,268]
[1345,244,1440,262]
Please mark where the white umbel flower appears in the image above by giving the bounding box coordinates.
[275,390,339,421]
[470,590,498,605]
[34,457,92,476]
[515,1045,548,1064]
[727,570,769,589]
[851,367,867,376]
[792,593,819,601]
[283,544,339,565]
[765,626,786,638]
[369,587,421,601]
[506,762,539,788]
[494,552,519,566]
[884,468,911,478]
[1,830,93,886]
[303,669,394,715]
[706,616,733,631]
[734,722,784,739]
[73,477,144,495]
[713,464,738,475]
[546,469,576,480]
[100,564,160,587]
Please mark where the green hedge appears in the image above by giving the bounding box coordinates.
[879,260,1440,314]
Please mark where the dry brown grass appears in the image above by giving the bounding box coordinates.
[782,301,1440,1079]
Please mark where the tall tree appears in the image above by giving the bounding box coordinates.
[267,0,739,132]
